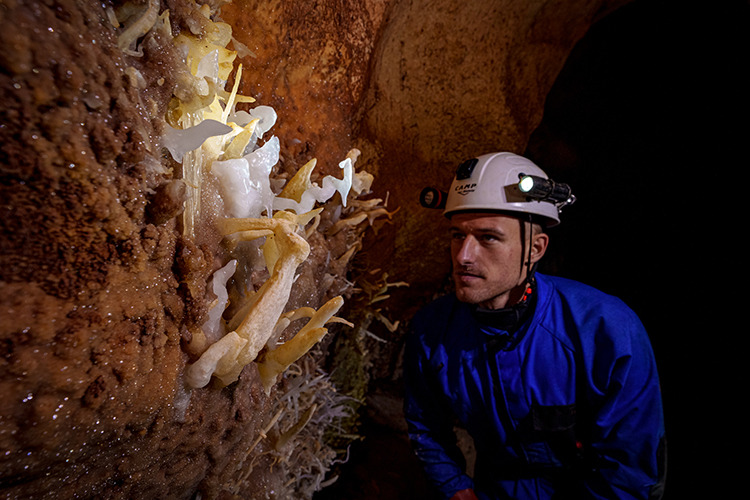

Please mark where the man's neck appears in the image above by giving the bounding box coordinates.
[472,280,536,333]
[479,283,527,310]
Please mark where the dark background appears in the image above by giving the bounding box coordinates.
[528,1,747,498]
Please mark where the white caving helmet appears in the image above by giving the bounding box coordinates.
[442,152,574,227]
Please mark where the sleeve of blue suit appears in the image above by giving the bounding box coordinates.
[403,326,476,499]
[577,304,666,499]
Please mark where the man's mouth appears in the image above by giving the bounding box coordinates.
[455,268,484,281]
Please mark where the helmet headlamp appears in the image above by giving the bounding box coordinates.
[419,187,447,209]
[517,174,576,210]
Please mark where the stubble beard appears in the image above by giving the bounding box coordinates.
[453,265,523,310]
[453,269,506,309]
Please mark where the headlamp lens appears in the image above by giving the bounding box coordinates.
[519,175,536,193]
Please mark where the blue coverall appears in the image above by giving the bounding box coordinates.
[403,273,666,499]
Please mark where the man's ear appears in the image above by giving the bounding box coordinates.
[530,232,549,264]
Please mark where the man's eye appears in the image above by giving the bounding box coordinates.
[480,234,498,243]
[450,232,465,240]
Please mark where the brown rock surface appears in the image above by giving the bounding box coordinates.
[0,1,320,498]
[0,1,280,498]
[220,0,392,173]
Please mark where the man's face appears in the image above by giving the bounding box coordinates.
[450,212,544,310]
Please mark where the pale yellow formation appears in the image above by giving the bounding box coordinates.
[184,331,248,388]
[163,5,362,393]
[278,158,318,202]
[185,210,351,389]
[116,0,160,56]
[163,4,256,237]
[257,296,351,394]
[184,212,308,388]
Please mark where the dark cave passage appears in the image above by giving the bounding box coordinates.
[317,1,747,498]
[527,1,747,497]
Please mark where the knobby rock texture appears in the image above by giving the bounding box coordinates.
[0,0,626,498]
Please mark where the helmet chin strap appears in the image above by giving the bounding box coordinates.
[472,272,536,333]
[520,214,536,289]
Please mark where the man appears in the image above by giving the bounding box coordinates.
[404,152,666,500]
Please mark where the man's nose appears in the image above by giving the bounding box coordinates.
[455,236,477,264]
